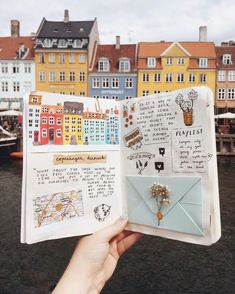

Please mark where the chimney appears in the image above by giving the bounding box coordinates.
[199,26,207,42]
[11,20,20,37]
[115,35,120,49]
[64,9,69,23]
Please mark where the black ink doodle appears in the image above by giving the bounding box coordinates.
[123,127,143,150]
[127,152,155,160]
[155,162,164,173]
[159,148,165,157]
[94,204,111,222]
[136,160,148,175]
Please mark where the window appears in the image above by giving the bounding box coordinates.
[59,53,65,64]
[166,58,172,65]
[72,126,76,132]
[223,54,232,65]
[102,78,109,88]
[112,78,119,88]
[102,95,109,99]
[42,129,47,138]
[200,74,207,83]
[1,82,8,92]
[79,72,85,82]
[24,64,31,73]
[57,118,62,125]
[227,88,235,100]
[56,129,61,137]
[177,73,184,82]
[79,54,86,63]
[189,73,195,82]
[60,72,65,82]
[70,92,75,95]
[39,53,45,63]
[125,96,132,100]
[154,90,161,94]
[218,89,226,100]
[98,59,109,71]
[125,78,133,88]
[65,117,69,124]
[93,95,100,98]
[49,72,55,82]
[142,90,149,96]
[93,78,100,88]
[65,126,69,133]
[147,57,156,68]
[43,38,52,47]
[69,53,75,63]
[178,58,185,65]
[1,63,8,73]
[119,59,130,72]
[142,73,149,82]
[13,81,20,92]
[166,73,172,82]
[39,72,45,82]
[58,39,67,48]
[49,117,54,125]
[154,73,161,82]
[70,72,75,82]
[42,116,47,124]
[218,71,226,82]
[73,39,82,48]
[12,64,19,73]
[199,58,208,67]
[79,92,85,96]
[48,53,55,63]
[111,96,119,100]
[228,71,235,81]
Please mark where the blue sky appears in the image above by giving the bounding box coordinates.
[0,0,234,45]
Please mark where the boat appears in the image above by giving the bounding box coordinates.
[0,125,18,157]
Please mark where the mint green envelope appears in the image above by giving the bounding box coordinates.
[126,176,203,236]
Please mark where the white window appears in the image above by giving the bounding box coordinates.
[93,78,100,88]
[125,78,133,88]
[177,73,184,82]
[200,74,207,83]
[142,90,149,96]
[79,54,86,63]
[72,126,76,132]
[111,96,119,100]
[73,39,82,48]
[228,89,235,100]
[58,39,67,48]
[98,59,110,71]
[147,57,156,68]
[65,126,69,132]
[218,71,226,82]
[125,96,132,100]
[102,78,109,88]
[49,72,55,82]
[154,90,161,94]
[60,72,65,82]
[199,58,208,67]
[228,71,235,81]
[166,73,172,82]
[39,53,45,63]
[223,54,232,65]
[42,116,47,124]
[79,72,85,82]
[102,95,109,99]
[56,129,61,137]
[218,89,226,100]
[49,53,55,63]
[49,117,54,125]
[112,78,119,88]
[57,118,62,125]
[189,73,195,82]
[12,64,19,73]
[24,64,31,73]
[79,91,85,96]
[69,53,75,63]
[142,73,149,82]
[13,82,20,92]
[166,58,172,65]
[65,117,69,123]
[39,72,45,82]
[93,95,100,98]
[119,59,130,72]
[42,129,47,138]
[1,63,8,73]
[70,91,75,95]
[154,73,161,82]
[59,53,65,64]
[70,72,75,82]
[1,82,8,92]
[43,38,52,47]
[178,58,185,65]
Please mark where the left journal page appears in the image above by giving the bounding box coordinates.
[21,92,122,244]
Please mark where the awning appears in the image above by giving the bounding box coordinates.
[214,112,235,119]
[0,110,22,116]
[0,102,9,110]
[10,102,20,110]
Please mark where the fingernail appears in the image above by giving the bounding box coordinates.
[120,212,128,220]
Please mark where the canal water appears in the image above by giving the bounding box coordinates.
[0,157,234,294]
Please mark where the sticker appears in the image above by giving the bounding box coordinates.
[94,204,111,222]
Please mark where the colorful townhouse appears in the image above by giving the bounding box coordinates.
[40,103,63,145]
[105,107,119,144]
[215,41,235,114]
[0,20,35,111]
[63,101,84,145]
[28,94,42,145]
[137,40,216,98]
[89,36,137,100]
[35,10,99,96]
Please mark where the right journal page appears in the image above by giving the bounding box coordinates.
[120,86,221,245]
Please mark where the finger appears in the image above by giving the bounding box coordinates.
[111,230,133,243]
[117,232,143,256]
[95,218,128,242]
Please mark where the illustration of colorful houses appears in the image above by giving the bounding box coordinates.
[63,101,84,145]
[40,103,63,145]
[105,107,119,144]
[28,94,42,145]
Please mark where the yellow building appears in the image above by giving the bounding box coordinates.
[35,10,99,96]
[137,41,216,99]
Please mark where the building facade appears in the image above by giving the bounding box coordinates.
[35,10,99,96]
[215,41,235,114]
[28,94,42,145]
[89,37,137,100]
[83,110,106,144]
[105,107,119,144]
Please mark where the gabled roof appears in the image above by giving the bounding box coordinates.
[37,18,95,38]
[91,44,137,73]
[0,36,35,60]
[216,46,235,69]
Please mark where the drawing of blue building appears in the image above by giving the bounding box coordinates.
[105,107,119,144]
[89,36,137,101]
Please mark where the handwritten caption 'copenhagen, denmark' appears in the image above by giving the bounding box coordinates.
[136,97,176,144]
[53,154,107,165]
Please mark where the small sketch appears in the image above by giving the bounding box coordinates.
[155,162,164,173]
[159,148,165,157]
[136,160,148,175]
[127,152,155,160]
[207,153,213,161]
[94,204,111,222]
[123,103,136,128]
[123,127,143,150]
[175,89,198,126]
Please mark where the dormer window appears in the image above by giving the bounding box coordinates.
[223,54,232,65]
[98,58,110,72]
[58,39,67,48]
[147,57,156,68]
[43,38,52,48]
[73,39,83,48]
[199,58,208,67]
[119,58,130,72]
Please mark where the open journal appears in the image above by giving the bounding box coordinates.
[21,86,221,245]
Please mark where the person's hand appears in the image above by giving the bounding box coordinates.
[52,217,143,294]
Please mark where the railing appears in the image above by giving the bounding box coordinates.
[216,134,235,155]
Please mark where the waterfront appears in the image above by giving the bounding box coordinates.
[0,157,234,294]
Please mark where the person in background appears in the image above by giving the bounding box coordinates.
[52,217,143,294]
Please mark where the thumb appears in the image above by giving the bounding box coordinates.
[95,217,128,242]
